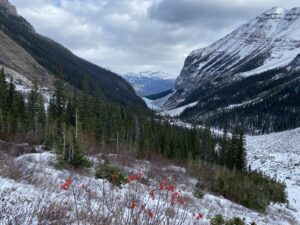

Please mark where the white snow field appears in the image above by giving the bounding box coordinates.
[0,146,298,224]
[246,128,300,222]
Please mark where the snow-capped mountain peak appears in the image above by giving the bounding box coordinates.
[161,7,300,134]
[167,7,300,105]
[262,7,286,17]
[123,71,176,96]
[124,71,177,80]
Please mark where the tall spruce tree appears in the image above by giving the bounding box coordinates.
[236,127,247,171]
[219,121,229,166]
[0,69,7,133]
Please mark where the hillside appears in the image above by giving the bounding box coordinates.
[0,142,298,224]
[0,0,145,107]
[0,1,299,224]
[0,30,52,86]
[163,7,300,133]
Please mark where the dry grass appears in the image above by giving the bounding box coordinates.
[0,160,23,181]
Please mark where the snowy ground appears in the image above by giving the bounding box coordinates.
[246,128,300,222]
[0,147,298,224]
[142,100,300,224]
[4,72,51,109]
[0,68,299,223]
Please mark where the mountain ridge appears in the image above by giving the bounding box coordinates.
[123,71,176,96]
[173,7,300,102]
[163,7,300,133]
[0,0,17,16]
[0,0,145,107]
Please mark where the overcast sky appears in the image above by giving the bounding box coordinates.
[9,0,300,76]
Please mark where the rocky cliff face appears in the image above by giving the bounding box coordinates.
[0,0,17,16]
[163,7,300,133]
[165,7,300,109]
[0,30,51,85]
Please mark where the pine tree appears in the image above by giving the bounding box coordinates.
[219,121,229,166]
[27,79,40,133]
[53,70,66,120]
[70,128,89,167]
[0,68,7,133]
[94,86,104,145]
[0,68,7,108]
[236,127,247,171]
[227,128,238,170]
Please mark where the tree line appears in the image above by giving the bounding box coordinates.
[0,68,247,171]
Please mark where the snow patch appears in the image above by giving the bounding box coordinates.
[160,102,198,117]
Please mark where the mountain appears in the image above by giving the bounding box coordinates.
[0,30,52,86]
[122,71,176,96]
[0,0,145,107]
[0,0,16,15]
[163,7,300,134]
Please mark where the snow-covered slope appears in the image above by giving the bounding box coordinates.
[162,7,300,133]
[160,102,198,117]
[168,120,300,223]
[164,7,300,112]
[0,149,298,224]
[1,65,51,108]
[246,128,300,220]
[125,71,177,81]
[176,7,300,98]
[123,71,176,96]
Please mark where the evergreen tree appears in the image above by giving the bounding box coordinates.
[219,121,229,166]
[52,70,66,120]
[0,68,7,109]
[0,68,7,133]
[236,127,247,171]
[227,128,238,170]
[27,79,40,133]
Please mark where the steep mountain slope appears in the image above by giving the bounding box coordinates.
[123,71,176,96]
[0,0,16,15]
[164,7,300,133]
[0,30,52,86]
[0,0,145,107]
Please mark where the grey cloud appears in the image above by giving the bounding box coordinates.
[9,0,300,75]
[148,0,263,27]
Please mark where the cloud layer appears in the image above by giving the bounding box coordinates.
[9,0,300,76]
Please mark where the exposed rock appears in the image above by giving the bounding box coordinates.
[0,30,52,86]
[165,7,300,109]
[0,0,17,16]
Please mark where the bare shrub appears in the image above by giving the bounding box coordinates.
[35,200,74,225]
[56,175,198,225]
[0,159,23,180]
[0,140,36,159]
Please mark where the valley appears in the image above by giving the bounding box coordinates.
[0,0,299,224]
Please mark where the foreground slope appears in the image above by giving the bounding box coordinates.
[0,0,145,107]
[0,147,298,224]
